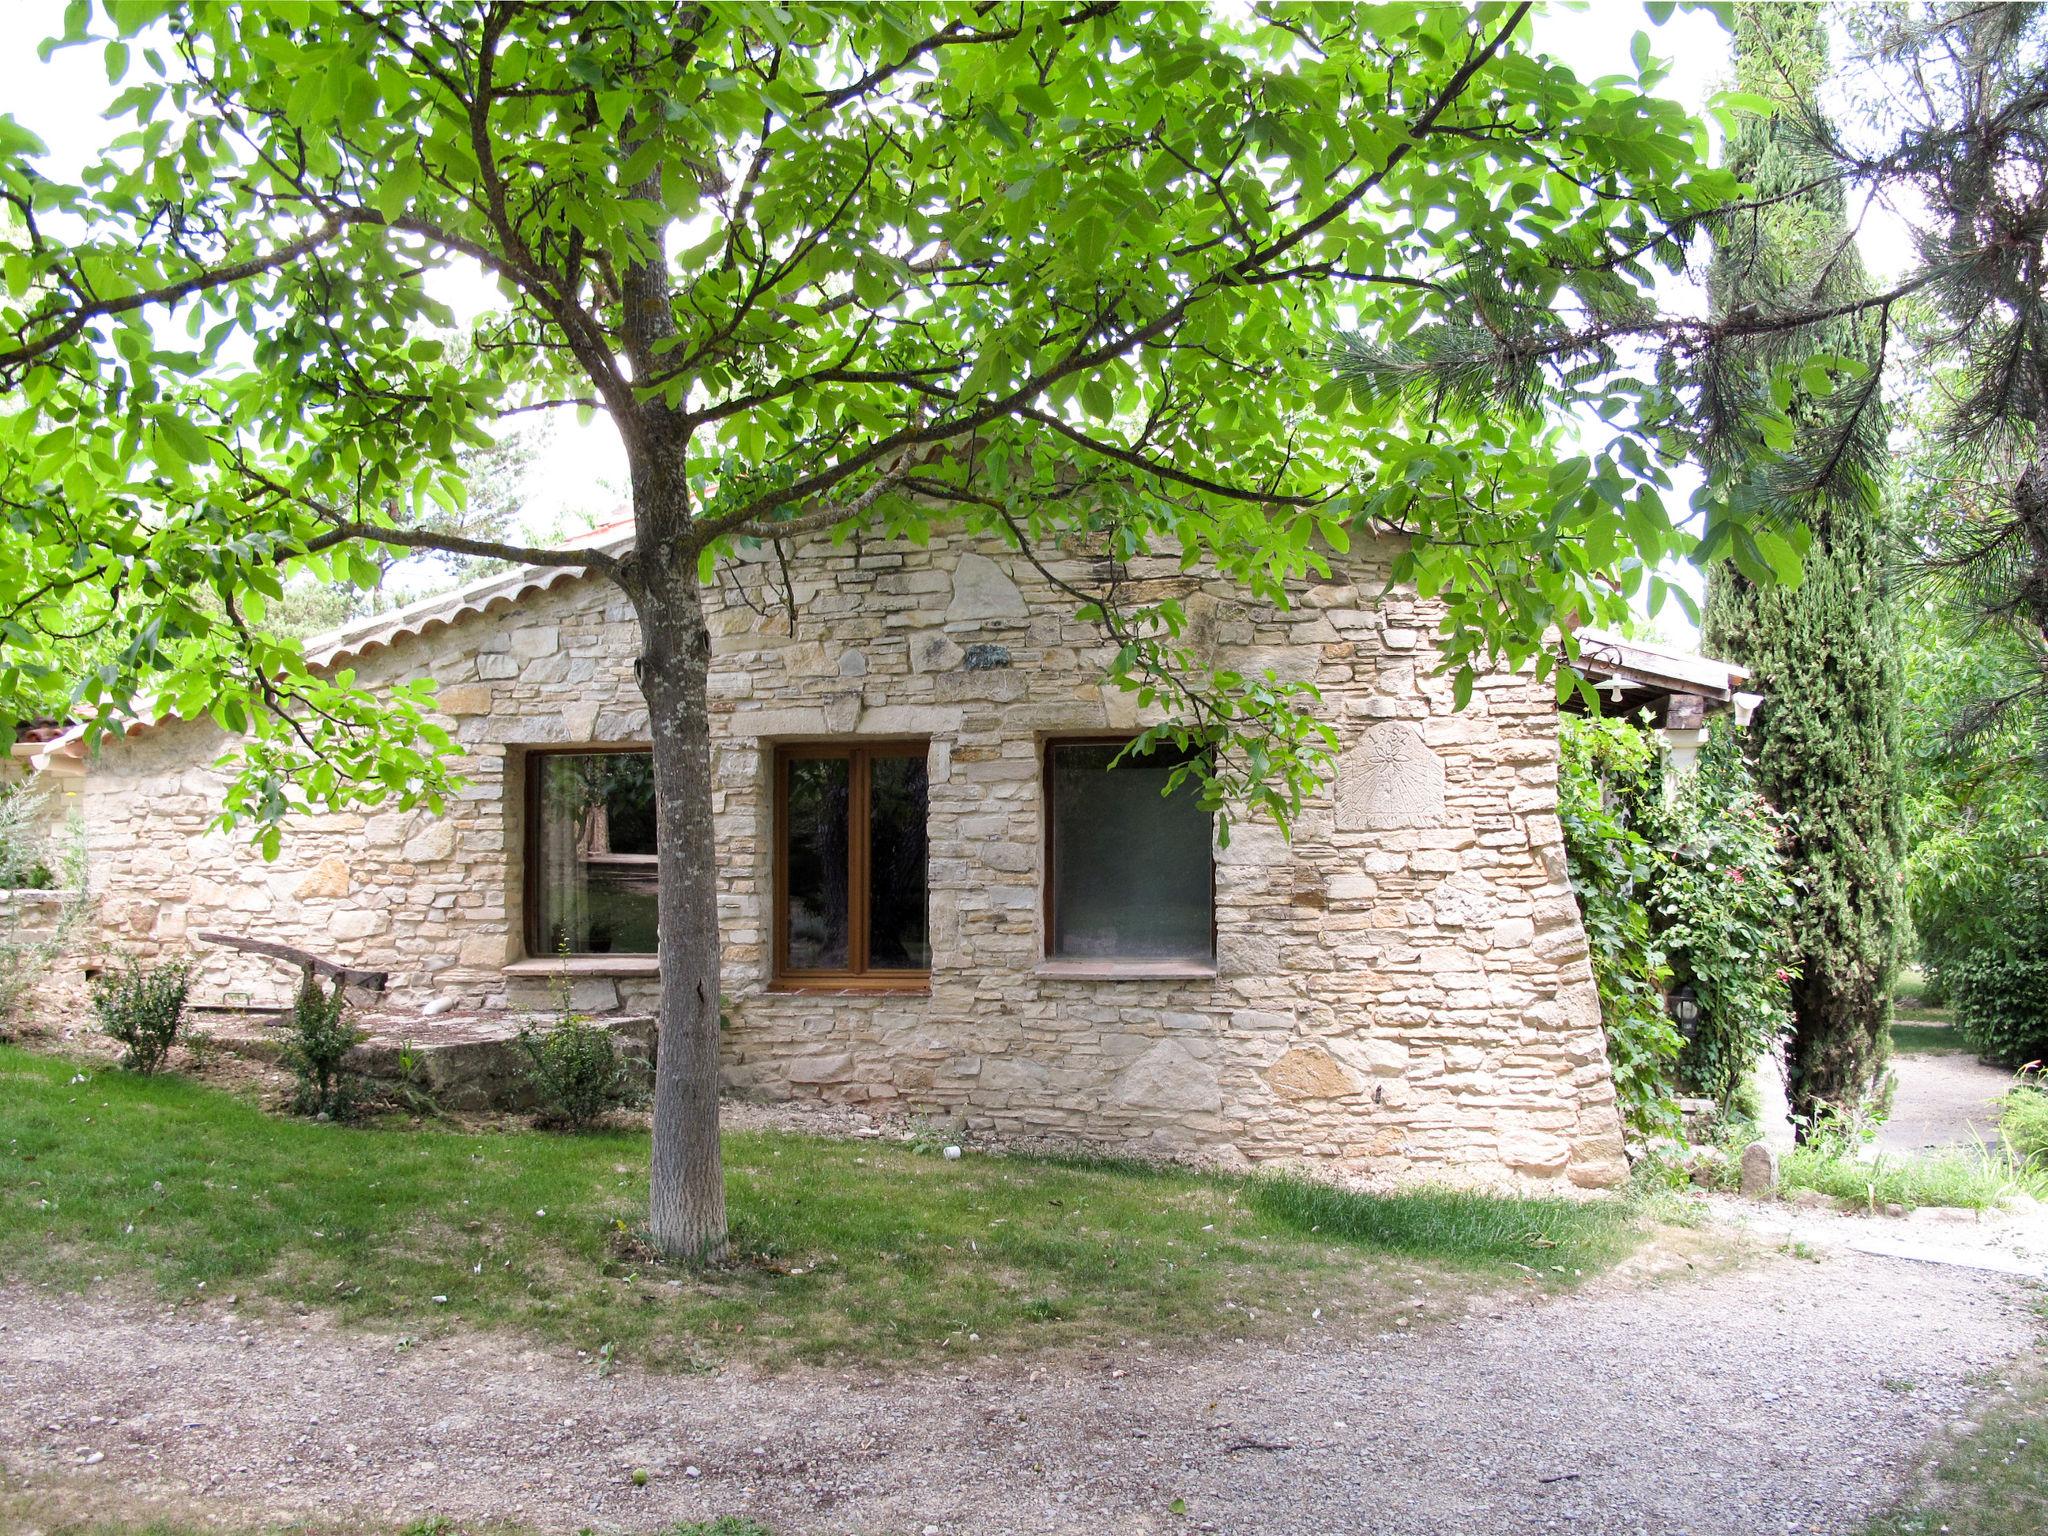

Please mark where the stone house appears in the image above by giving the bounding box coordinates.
[29,525,1746,1191]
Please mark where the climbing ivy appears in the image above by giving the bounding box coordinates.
[1642,725,1798,1115]
[1561,716,1798,1139]
[1558,715,1680,1143]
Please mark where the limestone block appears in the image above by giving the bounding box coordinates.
[402,822,456,863]
[595,709,650,739]
[945,552,1028,622]
[1265,1045,1360,1103]
[726,707,828,739]
[566,977,621,1013]
[475,654,520,680]
[982,1055,1051,1092]
[911,634,965,673]
[1429,874,1497,930]
[363,813,407,847]
[860,704,963,736]
[294,856,352,900]
[1498,1128,1572,1175]
[787,1052,856,1085]
[823,691,862,733]
[1108,1039,1222,1114]
[437,684,494,716]
[1329,1035,1409,1077]
[1227,645,1319,684]
[1568,1129,1630,1189]
[1490,917,1536,950]
[330,908,389,941]
[1335,721,1446,830]
[508,625,559,659]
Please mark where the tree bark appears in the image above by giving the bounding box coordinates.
[630,524,729,1262]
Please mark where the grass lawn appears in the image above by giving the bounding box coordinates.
[0,1044,1644,1369]
[1888,968,1965,1053]
[1889,1018,1970,1054]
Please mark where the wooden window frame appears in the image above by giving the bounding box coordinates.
[1041,735,1219,967]
[522,744,660,959]
[772,740,931,992]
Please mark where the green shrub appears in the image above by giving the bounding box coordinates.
[1952,951,2048,1066]
[2001,1076,2048,1168]
[90,958,192,1073]
[280,978,366,1119]
[518,1014,644,1128]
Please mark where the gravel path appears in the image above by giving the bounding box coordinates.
[1878,1051,2015,1155]
[2,1236,2039,1536]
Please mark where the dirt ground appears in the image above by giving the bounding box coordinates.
[2,1222,2040,1536]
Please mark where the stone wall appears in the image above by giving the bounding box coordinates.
[68,531,1626,1190]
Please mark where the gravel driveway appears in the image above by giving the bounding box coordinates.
[1878,1050,2016,1155]
[2,1231,2039,1536]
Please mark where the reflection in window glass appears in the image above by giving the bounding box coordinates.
[777,745,929,977]
[784,755,852,970]
[531,752,659,955]
[1048,742,1213,963]
[868,754,930,969]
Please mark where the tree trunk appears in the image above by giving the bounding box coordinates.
[632,550,729,1262]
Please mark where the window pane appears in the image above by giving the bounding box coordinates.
[785,756,851,969]
[868,753,930,970]
[532,753,659,955]
[1050,742,1213,962]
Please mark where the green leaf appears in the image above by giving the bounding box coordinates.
[152,411,212,465]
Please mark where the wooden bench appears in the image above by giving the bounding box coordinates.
[196,931,389,1002]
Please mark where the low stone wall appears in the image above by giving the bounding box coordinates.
[71,529,1626,1191]
[195,1009,658,1114]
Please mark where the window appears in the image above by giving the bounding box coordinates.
[774,742,930,985]
[527,750,660,956]
[1045,739,1214,965]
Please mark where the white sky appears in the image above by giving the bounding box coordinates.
[0,2,1917,649]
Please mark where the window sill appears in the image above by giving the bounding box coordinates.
[767,975,932,997]
[502,956,661,979]
[1033,959,1219,981]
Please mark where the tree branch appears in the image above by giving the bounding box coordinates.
[688,3,1533,546]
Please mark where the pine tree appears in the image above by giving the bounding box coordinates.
[1701,2,1905,1122]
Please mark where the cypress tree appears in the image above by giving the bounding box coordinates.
[1702,2,1906,1124]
